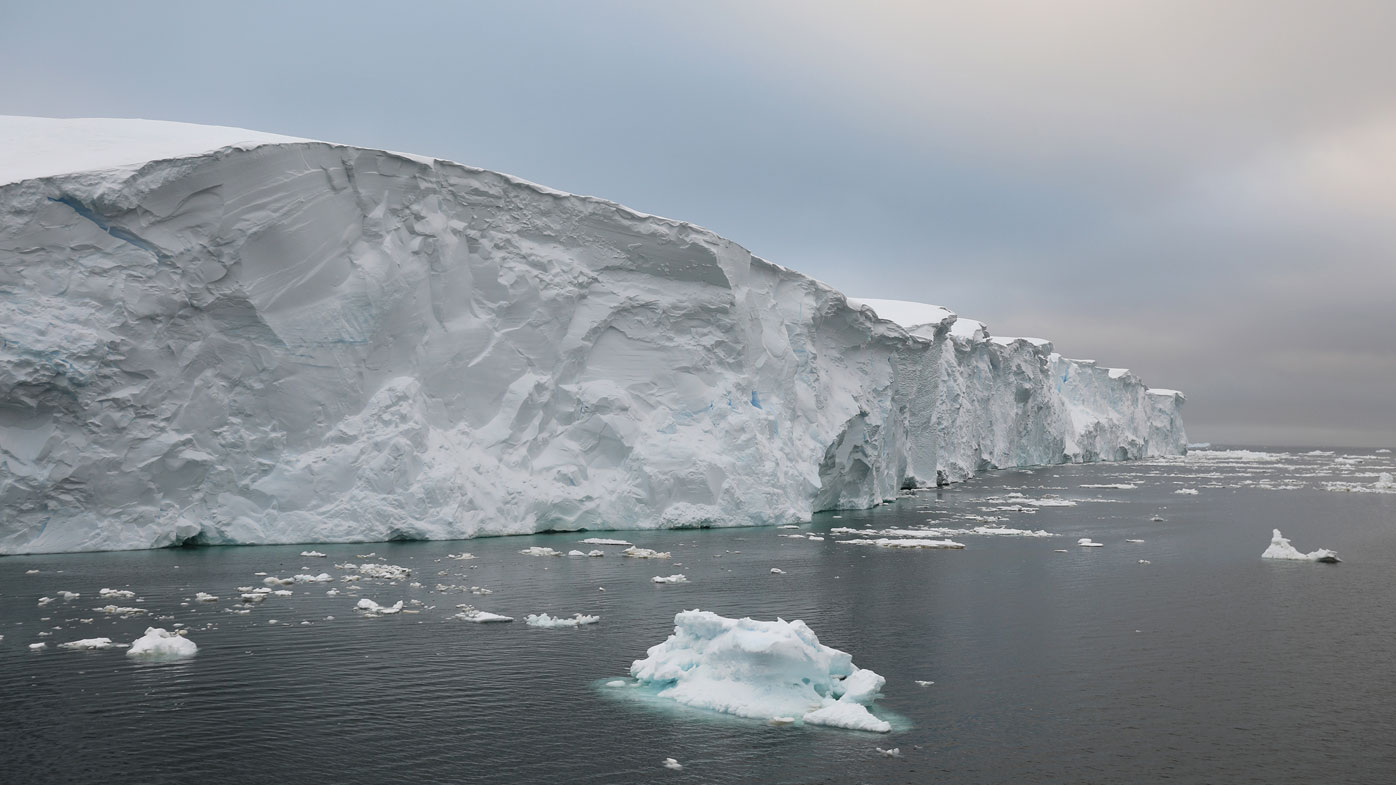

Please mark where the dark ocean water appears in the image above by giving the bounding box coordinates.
[2,447,1394,784]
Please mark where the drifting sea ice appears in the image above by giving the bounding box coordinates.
[651,574,689,584]
[837,538,965,550]
[58,638,123,650]
[454,606,513,623]
[630,610,892,733]
[127,627,198,659]
[519,547,564,557]
[524,613,600,628]
[355,598,405,615]
[1261,529,1339,563]
[300,551,327,558]
[580,538,633,546]
[1078,538,1104,547]
[623,546,671,559]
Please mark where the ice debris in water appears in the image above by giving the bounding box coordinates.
[58,637,124,650]
[337,562,411,580]
[1174,488,1199,495]
[99,588,135,599]
[447,552,477,560]
[1077,538,1104,547]
[127,627,197,659]
[29,643,47,651]
[524,613,600,628]
[877,747,902,757]
[293,573,333,583]
[770,568,785,574]
[1261,529,1339,563]
[651,574,689,584]
[519,547,564,557]
[57,591,79,600]
[454,606,513,623]
[355,598,405,615]
[837,537,965,549]
[630,610,892,733]
[300,551,327,558]
[623,546,671,559]
[194,592,218,602]
[662,758,683,771]
[581,538,633,546]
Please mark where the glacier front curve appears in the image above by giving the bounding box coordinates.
[0,118,1186,553]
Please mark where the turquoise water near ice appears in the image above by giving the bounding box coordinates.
[2,447,1394,783]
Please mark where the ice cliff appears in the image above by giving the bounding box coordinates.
[0,117,1186,554]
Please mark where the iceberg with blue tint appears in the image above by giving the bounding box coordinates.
[630,609,892,732]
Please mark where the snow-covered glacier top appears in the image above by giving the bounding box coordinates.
[0,116,309,186]
[0,116,1186,553]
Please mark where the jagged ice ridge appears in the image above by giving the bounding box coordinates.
[0,117,1186,553]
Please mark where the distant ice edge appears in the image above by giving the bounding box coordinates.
[0,125,1186,554]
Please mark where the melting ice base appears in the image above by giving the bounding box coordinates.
[0,117,1186,554]
[629,610,893,733]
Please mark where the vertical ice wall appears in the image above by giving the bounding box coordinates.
[0,122,1185,553]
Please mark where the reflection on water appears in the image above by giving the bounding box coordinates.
[2,448,1394,783]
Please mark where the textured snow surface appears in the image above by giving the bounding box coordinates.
[0,117,1185,553]
[630,609,892,732]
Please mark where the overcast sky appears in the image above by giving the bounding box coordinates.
[3,1,1392,447]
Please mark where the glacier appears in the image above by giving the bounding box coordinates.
[0,116,1186,554]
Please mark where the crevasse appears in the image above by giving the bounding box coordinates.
[0,118,1185,554]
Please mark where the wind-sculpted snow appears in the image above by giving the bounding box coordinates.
[0,117,1186,553]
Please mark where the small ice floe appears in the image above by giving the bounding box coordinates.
[1261,529,1340,563]
[468,586,494,595]
[770,568,785,574]
[127,627,197,660]
[777,525,801,530]
[300,550,327,558]
[524,613,600,628]
[1376,448,1391,454]
[606,679,628,687]
[454,605,513,623]
[338,562,412,580]
[240,591,268,604]
[587,550,605,557]
[325,588,340,596]
[1138,559,1152,565]
[623,546,671,559]
[272,590,293,597]
[1150,515,1165,522]
[194,592,219,602]
[293,573,333,583]
[355,598,405,615]
[630,610,892,733]
[37,596,55,607]
[1378,473,1395,489]
[1081,483,1136,490]
[877,747,902,757]
[652,574,689,584]
[1077,538,1104,547]
[57,591,80,600]
[662,758,683,771]
[94,604,147,615]
[519,547,564,557]
[838,538,965,549]
[25,569,40,575]
[1174,488,1199,495]
[99,588,135,599]
[567,550,587,557]
[580,538,633,546]
[29,643,47,651]
[263,577,294,586]
[1125,539,1146,544]
[1053,549,1069,553]
[447,552,477,560]
[914,680,935,687]
[58,637,123,650]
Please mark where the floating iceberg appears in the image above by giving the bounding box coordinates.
[1261,529,1339,563]
[355,598,404,615]
[651,574,689,584]
[454,606,513,623]
[519,547,564,557]
[126,627,198,659]
[524,613,600,628]
[1077,538,1104,547]
[623,547,671,559]
[630,610,892,733]
[0,116,1186,554]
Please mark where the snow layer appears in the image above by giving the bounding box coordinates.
[631,610,892,732]
[126,627,198,659]
[0,116,1185,553]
